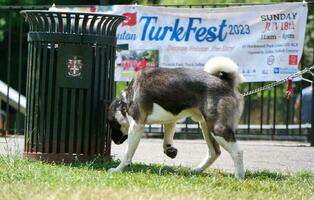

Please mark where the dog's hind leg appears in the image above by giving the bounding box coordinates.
[191,121,221,173]
[163,122,177,159]
[213,133,245,179]
[108,118,144,174]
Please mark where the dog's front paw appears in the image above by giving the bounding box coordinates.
[235,171,245,179]
[108,167,122,174]
[164,146,178,159]
[191,167,203,174]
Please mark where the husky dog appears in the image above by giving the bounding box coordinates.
[107,57,245,178]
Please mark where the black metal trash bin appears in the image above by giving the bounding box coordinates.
[20,10,125,162]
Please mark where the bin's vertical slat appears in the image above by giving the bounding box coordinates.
[29,41,38,152]
[99,45,107,154]
[57,89,64,153]
[97,16,107,34]
[48,12,56,32]
[34,41,43,152]
[66,89,71,153]
[107,17,116,36]
[99,103,105,155]
[108,45,116,153]
[100,46,106,102]
[106,45,116,157]
[104,45,112,154]
[35,12,44,32]
[24,12,36,149]
[66,13,71,33]
[89,15,98,34]
[110,49,116,119]
[100,17,109,36]
[108,46,115,101]
[82,15,89,34]
[68,89,76,154]
[92,46,101,154]
[109,42,116,148]
[59,88,68,153]
[46,42,55,153]
[33,13,40,31]
[25,42,33,152]
[39,42,48,153]
[113,18,125,36]
[105,45,112,156]
[105,17,116,36]
[89,46,99,155]
[57,13,64,33]
[76,89,84,154]
[83,88,92,155]
[28,12,38,31]
[89,46,97,155]
[74,14,79,34]
[52,79,61,154]
[29,39,36,151]
[97,46,105,154]
[41,12,49,32]
[29,37,37,148]
[24,13,33,31]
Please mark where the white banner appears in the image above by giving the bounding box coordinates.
[60,3,308,82]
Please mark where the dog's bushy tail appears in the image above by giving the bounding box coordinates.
[204,57,244,88]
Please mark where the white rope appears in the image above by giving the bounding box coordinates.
[242,65,314,97]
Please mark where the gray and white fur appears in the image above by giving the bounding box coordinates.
[107,57,245,178]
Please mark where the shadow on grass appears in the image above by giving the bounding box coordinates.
[0,154,290,181]
[66,159,221,178]
[245,170,287,181]
[62,159,288,181]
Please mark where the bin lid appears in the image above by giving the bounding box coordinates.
[20,10,126,35]
[20,10,125,19]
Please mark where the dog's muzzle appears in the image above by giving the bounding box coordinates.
[107,118,128,145]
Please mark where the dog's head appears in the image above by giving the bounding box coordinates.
[107,96,129,144]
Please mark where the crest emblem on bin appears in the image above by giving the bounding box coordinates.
[66,56,83,77]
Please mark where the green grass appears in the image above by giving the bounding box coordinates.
[0,155,313,200]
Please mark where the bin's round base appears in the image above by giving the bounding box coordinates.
[23,152,111,163]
